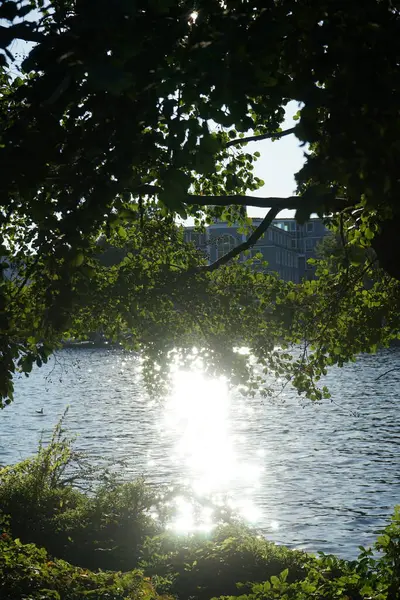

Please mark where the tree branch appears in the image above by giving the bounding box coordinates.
[187,194,348,211]
[0,24,45,46]
[226,127,296,148]
[129,187,347,213]
[130,187,311,209]
[187,194,301,209]
[132,187,304,209]
[196,207,280,273]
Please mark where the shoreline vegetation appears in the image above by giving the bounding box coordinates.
[0,416,399,600]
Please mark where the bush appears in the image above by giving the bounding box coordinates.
[206,513,400,600]
[0,534,162,600]
[374,506,400,600]
[56,479,165,571]
[142,523,308,600]
[0,412,164,571]
[0,415,88,558]
[210,554,379,600]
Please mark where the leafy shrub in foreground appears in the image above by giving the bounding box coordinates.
[0,535,162,600]
[56,479,165,571]
[374,506,400,600]
[0,413,164,571]
[208,512,400,600]
[212,553,390,600]
[142,524,308,600]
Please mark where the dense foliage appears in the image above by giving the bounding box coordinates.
[0,536,162,600]
[0,421,400,599]
[1,0,400,405]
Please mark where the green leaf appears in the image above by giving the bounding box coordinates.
[70,253,84,267]
[118,226,128,240]
[364,228,374,240]
[270,575,280,588]
[280,568,289,582]
[376,534,390,547]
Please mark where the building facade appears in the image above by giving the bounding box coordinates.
[273,218,329,280]
[184,217,329,282]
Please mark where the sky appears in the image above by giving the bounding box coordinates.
[244,102,305,219]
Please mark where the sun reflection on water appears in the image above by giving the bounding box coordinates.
[161,369,263,533]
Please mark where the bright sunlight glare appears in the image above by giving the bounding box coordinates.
[162,369,263,533]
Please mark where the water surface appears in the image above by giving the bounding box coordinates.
[1,348,399,559]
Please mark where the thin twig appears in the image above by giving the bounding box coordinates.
[339,212,350,286]
[375,367,400,381]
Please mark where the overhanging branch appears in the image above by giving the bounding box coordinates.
[0,24,45,46]
[226,127,296,148]
[187,194,348,211]
[131,187,304,209]
[188,195,304,209]
[129,187,347,213]
[197,207,280,273]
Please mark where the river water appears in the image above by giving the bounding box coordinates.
[0,347,399,559]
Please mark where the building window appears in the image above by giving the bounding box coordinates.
[305,238,313,250]
[187,232,204,246]
[282,221,295,232]
[276,249,280,264]
[291,238,297,250]
[268,230,272,241]
[216,234,237,259]
[307,222,314,233]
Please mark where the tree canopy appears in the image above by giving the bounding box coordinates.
[0,0,399,406]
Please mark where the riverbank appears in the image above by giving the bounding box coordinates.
[0,419,399,599]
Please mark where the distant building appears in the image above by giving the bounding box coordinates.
[273,218,330,280]
[184,217,329,282]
